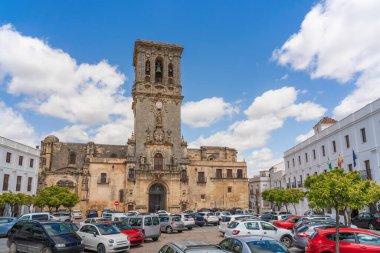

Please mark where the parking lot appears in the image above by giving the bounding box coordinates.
[0,225,304,253]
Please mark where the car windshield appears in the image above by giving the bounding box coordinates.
[198,213,205,216]
[247,240,289,253]
[96,224,120,235]
[227,222,239,229]
[222,217,231,222]
[281,216,290,221]
[129,218,142,226]
[42,223,73,236]
[172,216,181,222]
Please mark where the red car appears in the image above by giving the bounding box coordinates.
[273,215,301,230]
[306,227,380,253]
[112,222,144,246]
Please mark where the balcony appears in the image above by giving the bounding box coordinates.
[128,174,136,182]
[292,182,296,188]
[97,178,110,184]
[286,183,290,189]
[297,181,303,188]
[197,177,207,184]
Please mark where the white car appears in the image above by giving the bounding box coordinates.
[80,217,109,227]
[125,211,140,216]
[224,220,294,248]
[198,212,219,226]
[218,215,254,235]
[177,213,195,230]
[77,223,130,253]
[215,211,231,221]
[72,209,82,219]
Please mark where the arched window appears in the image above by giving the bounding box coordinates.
[154,153,163,170]
[168,63,173,77]
[155,58,163,83]
[69,152,76,164]
[145,60,150,75]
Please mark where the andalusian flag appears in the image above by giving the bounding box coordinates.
[328,158,333,170]
[338,154,344,168]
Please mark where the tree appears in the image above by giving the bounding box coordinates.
[35,185,80,212]
[1,192,25,216]
[285,189,305,214]
[304,169,380,253]
[61,191,80,213]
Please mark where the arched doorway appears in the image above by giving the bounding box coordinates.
[148,183,166,213]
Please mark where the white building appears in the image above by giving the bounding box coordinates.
[269,162,285,190]
[0,136,39,216]
[249,171,271,214]
[284,98,380,215]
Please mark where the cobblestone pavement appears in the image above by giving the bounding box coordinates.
[0,225,304,253]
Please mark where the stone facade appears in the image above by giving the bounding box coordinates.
[38,40,248,213]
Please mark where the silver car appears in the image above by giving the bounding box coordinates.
[159,215,185,233]
[158,242,225,253]
[219,236,290,253]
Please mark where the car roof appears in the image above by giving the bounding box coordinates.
[168,242,224,252]
[233,235,277,242]
[317,227,379,234]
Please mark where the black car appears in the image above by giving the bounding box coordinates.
[352,212,380,230]
[260,213,275,222]
[7,220,83,253]
[190,213,205,227]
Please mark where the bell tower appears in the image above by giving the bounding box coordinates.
[128,40,187,171]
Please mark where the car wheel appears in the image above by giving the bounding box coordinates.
[187,227,193,230]
[42,247,52,253]
[152,237,159,241]
[369,223,375,230]
[166,226,173,234]
[97,244,106,253]
[9,242,17,253]
[178,230,183,233]
[280,235,293,248]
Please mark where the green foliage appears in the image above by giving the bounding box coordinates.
[35,185,80,211]
[262,188,304,213]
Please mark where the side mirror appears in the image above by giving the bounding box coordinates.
[93,232,97,237]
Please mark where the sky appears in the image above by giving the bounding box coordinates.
[1,0,380,177]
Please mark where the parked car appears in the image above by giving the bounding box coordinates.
[65,222,79,232]
[7,220,83,253]
[0,217,17,237]
[293,223,349,250]
[85,210,98,218]
[215,211,232,221]
[219,235,291,253]
[159,215,185,233]
[351,212,380,230]
[77,223,130,253]
[157,210,169,215]
[224,220,294,248]
[52,211,72,222]
[158,242,225,253]
[102,212,128,222]
[306,227,380,253]
[18,212,58,221]
[260,213,275,222]
[293,216,334,233]
[219,215,254,235]
[273,215,301,230]
[190,213,206,227]
[198,212,219,226]
[269,215,290,223]
[124,214,161,241]
[111,221,144,246]
[176,213,195,230]
[71,210,82,219]
[303,209,324,216]
[79,217,109,227]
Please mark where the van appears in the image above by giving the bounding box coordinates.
[102,212,128,221]
[18,213,57,221]
[124,214,161,241]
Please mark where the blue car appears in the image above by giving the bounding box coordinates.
[0,217,17,237]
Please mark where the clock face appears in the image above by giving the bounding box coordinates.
[156,101,163,109]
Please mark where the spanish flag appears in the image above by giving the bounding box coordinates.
[338,154,344,168]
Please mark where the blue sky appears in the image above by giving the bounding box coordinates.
[1,0,379,176]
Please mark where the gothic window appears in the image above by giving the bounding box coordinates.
[69,152,76,164]
[145,60,151,75]
[155,58,163,83]
[168,63,173,77]
[154,153,163,170]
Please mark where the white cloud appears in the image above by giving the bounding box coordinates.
[182,97,238,128]
[0,101,37,146]
[191,87,326,151]
[0,24,128,125]
[49,125,90,143]
[295,129,315,143]
[245,148,283,177]
[273,0,380,119]
[280,74,288,81]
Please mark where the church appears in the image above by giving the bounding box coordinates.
[38,40,249,213]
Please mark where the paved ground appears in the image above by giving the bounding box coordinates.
[0,225,304,253]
